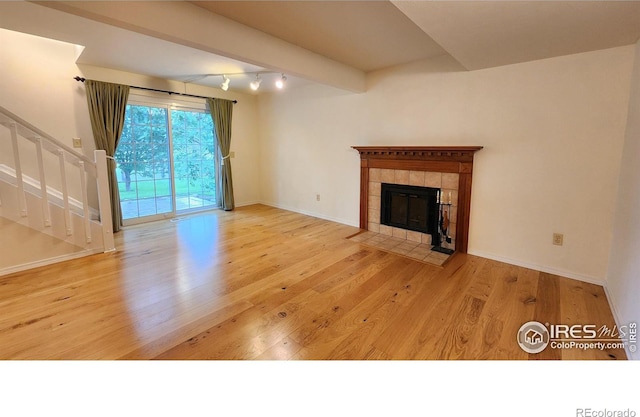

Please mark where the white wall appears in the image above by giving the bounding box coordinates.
[258,85,366,224]
[0,28,89,204]
[258,46,635,283]
[607,40,640,360]
[0,28,90,149]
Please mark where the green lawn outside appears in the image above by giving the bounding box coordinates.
[118,178,215,201]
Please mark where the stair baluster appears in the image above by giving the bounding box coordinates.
[34,136,51,227]
[78,161,91,244]
[9,122,27,217]
[57,149,73,236]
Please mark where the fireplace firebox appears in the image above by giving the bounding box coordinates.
[380,183,439,237]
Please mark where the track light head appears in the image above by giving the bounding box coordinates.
[220,75,230,91]
[275,73,287,89]
[250,74,262,91]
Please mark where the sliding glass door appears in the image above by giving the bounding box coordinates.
[115,99,217,225]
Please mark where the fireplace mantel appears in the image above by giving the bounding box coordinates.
[352,146,483,253]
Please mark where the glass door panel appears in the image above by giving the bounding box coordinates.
[116,105,173,222]
[170,109,217,212]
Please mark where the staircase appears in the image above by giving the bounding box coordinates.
[0,105,114,276]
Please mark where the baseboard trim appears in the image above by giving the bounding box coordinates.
[467,249,604,285]
[0,248,106,277]
[259,201,359,228]
[602,283,637,360]
[235,200,262,208]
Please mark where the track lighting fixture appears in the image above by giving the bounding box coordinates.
[250,74,262,91]
[220,75,230,91]
[275,73,287,89]
[197,72,287,92]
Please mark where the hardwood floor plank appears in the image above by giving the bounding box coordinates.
[559,279,627,360]
[585,284,628,360]
[325,263,439,360]
[435,294,486,359]
[464,263,538,359]
[372,254,480,359]
[531,272,562,360]
[289,257,419,359]
[254,336,303,360]
[298,260,429,359]
[494,266,539,359]
[155,289,317,359]
[408,257,493,359]
[155,249,380,359]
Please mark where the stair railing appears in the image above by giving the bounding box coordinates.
[0,105,114,252]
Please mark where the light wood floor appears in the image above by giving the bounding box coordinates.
[0,204,626,359]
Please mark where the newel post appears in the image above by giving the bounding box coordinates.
[94,150,115,252]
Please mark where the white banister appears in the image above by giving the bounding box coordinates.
[78,161,91,244]
[94,150,115,252]
[34,136,52,227]
[0,106,95,170]
[58,149,72,236]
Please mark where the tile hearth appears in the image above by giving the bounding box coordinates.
[349,231,452,266]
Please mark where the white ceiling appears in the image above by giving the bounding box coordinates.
[192,1,446,72]
[392,0,640,70]
[2,1,640,93]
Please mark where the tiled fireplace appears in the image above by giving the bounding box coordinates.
[352,146,483,254]
[369,169,459,249]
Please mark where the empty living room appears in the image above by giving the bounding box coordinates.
[0,1,639,415]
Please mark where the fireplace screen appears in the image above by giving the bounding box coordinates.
[381,183,439,235]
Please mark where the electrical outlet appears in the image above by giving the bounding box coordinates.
[72,138,82,148]
[316,194,320,201]
[552,233,564,246]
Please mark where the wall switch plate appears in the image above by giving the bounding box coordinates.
[316,194,320,201]
[72,138,82,148]
[229,151,235,158]
[552,233,564,246]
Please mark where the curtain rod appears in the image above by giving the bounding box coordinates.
[73,76,237,104]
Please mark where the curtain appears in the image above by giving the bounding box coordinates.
[84,80,130,232]
[206,98,235,211]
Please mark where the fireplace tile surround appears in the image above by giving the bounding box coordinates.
[352,146,483,255]
[368,169,459,249]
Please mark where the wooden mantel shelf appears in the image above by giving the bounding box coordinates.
[352,146,483,161]
[352,145,483,254]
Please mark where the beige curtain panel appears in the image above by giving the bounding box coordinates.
[207,98,235,211]
[84,80,130,232]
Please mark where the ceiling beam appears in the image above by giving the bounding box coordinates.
[35,1,366,93]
